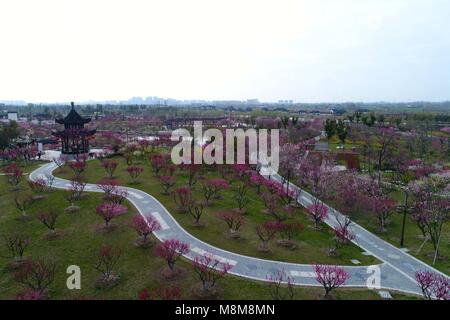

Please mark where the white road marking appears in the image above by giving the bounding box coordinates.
[128,191,143,199]
[191,247,237,266]
[290,270,316,278]
[150,212,170,230]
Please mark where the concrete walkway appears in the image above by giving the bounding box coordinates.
[29,162,447,296]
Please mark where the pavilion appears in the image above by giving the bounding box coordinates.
[52,102,96,156]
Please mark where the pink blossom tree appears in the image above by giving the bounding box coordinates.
[126,165,144,183]
[261,192,283,220]
[65,177,86,212]
[314,264,350,298]
[28,178,48,199]
[233,182,250,213]
[182,163,200,187]
[154,239,190,276]
[132,215,161,247]
[307,203,328,229]
[192,252,233,296]
[333,219,355,249]
[412,193,449,263]
[201,178,229,204]
[159,175,176,195]
[249,173,265,194]
[97,178,119,199]
[52,155,67,169]
[217,211,244,238]
[188,201,206,226]
[3,233,30,264]
[96,203,127,229]
[276,222,303,248]
[13,258,56,297]
[108,187,128,205]
[95,245,121,286]
[150,154,165,176]
[172,187,193,213]
[101,159,118,178]
[69,159,86,177]
[267,269,295,300]
[13,195,33,219]
[37,211,59,238]
[370,195,396,232]
[415,270,449,300]
[255,221,280,252]
[2,163,23,190]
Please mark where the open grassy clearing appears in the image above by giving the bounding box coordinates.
[54,156,378,266]
[0,161,411,300]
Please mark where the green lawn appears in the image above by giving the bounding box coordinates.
[350,208,450,275]
[0,161,410,300]
[54,156,378,266]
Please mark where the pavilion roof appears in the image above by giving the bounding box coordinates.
[56,102,91,125]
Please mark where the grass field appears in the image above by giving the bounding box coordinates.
[0,161,411,300]
[53,156,378,267]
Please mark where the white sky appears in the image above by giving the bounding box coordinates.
[0,0,449,103]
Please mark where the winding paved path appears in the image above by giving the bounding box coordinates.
[29,162,448,297]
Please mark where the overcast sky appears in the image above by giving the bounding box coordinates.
[0,0,449,103]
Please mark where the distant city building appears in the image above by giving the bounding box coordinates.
[246,99,259,105]
[7,111,18,121]
[278,100,294,105]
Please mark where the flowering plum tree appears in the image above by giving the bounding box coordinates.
[101,159,118,178]
[192,252,232,296]
[188,201,206,226]
[95,245,121,286]
[201,178,229,204]
[314,264,350,298]
[249,172,265,194]
[37,211,59,238]
[126,165,144,183]
[307,203,328,229]
[267,269,295,300]
[412,191,449,263]
[333,217,355,249]
[64,177,85,213]
[96,203,127,229]
[370,195,396,232]
[132,215,161,247]
[415,270,449,300]
[159,175,176,195]
[233,182,250,213]
[255,221,280,252]
[108,187,128,205]
[217,211,244,238]
[97,178,119,199]
[28,177,48,200]
[2,163,23,190]
[150,154,165,176]
[182,163,200,187]
[276,222,303,248]
[14,195,33,219]
[3,233,30,262]
[154,239,190,275]
[13,258,56,297]
[172,187,193,213]
[52,155,67,169]
[69,159,86,177]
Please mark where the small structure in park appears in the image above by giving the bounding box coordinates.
[53,102,96,156]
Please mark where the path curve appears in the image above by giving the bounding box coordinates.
[30,162,433,296]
